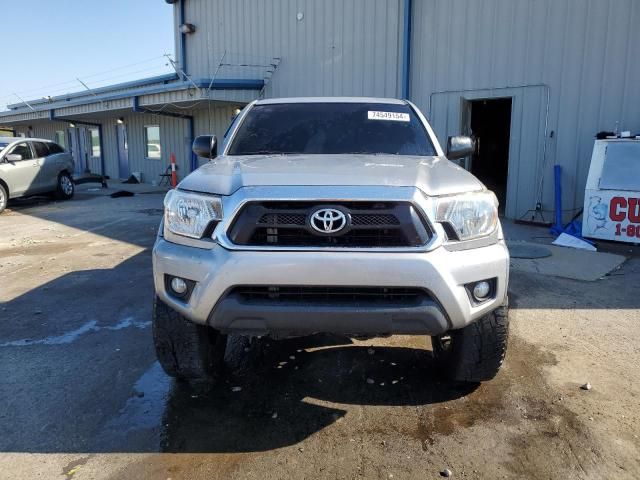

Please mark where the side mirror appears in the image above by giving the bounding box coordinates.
[6,153,23,162]
[192,135,218,159]
[446,136,474,160]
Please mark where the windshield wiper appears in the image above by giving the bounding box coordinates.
[243,150,286,155]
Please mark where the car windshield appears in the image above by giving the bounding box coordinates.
[0,143,9,153]
[228,102,437,156]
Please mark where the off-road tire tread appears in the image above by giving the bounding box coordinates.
[433,306,509,383]
[153,296,226,379]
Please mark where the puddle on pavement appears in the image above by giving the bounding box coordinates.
[395,335,600,477]
[407,337,560,449]
[0,317,150,347]
[57,331,597,478]
[102,362,171,434]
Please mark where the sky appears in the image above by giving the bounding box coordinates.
[0,0,174,110]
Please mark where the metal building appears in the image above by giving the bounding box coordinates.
[1,0,638,221]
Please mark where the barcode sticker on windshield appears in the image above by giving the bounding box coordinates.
[367,111,410,122]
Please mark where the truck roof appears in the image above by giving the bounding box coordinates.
[254,97,408,106]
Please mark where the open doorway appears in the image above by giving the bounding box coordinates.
[469,98,512,211]
[68,127,88,176]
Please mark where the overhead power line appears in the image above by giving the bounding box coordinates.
[0,54,174,105]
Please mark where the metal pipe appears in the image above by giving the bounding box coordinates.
[551,165,563,235]
[179,0,188,75]
[187,115,196,172]
[401,0,413,99]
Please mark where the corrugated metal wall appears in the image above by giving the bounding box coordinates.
[122,113,183,183]
[182,0,404,98]
[15,121,68,143]
[193,105,238,167]
[15,106,236,184]
[100,106,236,183]
[411,0,640,220]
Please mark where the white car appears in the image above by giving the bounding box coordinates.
[0,137,75,213]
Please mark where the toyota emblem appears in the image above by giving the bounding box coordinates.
[310,208,347,234]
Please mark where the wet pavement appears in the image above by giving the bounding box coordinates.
[1,190,639,479]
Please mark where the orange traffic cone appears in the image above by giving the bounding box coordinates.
[170,153,177,188]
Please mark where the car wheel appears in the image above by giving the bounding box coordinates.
[431,305,509,383]
[0,183,7,214]
[55,172,74,200]
[152,296,227,380]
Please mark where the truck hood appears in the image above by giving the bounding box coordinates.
[179,154,484,196]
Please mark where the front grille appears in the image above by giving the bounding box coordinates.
[228,201,432,248]
[259,213,306,226]
[350,214,400,226]
[257,212,400,227]
[230,286,429,305]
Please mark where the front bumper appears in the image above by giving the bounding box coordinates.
[153,237,509,336]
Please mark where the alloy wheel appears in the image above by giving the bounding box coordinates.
[60,175,73,195]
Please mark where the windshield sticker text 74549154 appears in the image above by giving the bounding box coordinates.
[367,111,411,122]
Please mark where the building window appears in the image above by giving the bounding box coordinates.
[88,128,101,157]
[144,125,161,159]
[55,130,66,148]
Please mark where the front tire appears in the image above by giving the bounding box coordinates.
[0,183,7,214]
[432,305,509,383]
[55,172,74,200]
[152,296,227,380]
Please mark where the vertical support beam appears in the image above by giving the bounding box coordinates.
[187,115,196,172]
[179,0,188,76]
[97,124,105,176]
[401,0,413,100]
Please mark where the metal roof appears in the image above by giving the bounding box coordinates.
[0,77,265,121]
[6,74,179,110]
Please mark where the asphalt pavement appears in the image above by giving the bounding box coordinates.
[1,189,638,479]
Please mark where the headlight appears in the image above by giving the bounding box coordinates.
[163,190,223,239]
[436,192,498,241]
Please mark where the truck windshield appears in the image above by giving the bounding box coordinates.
[228,102,437,156]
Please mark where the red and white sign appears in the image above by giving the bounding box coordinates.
[584,190,640,242]
[582,139,640,244]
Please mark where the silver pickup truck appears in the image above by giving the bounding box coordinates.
[152,98,510,384]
